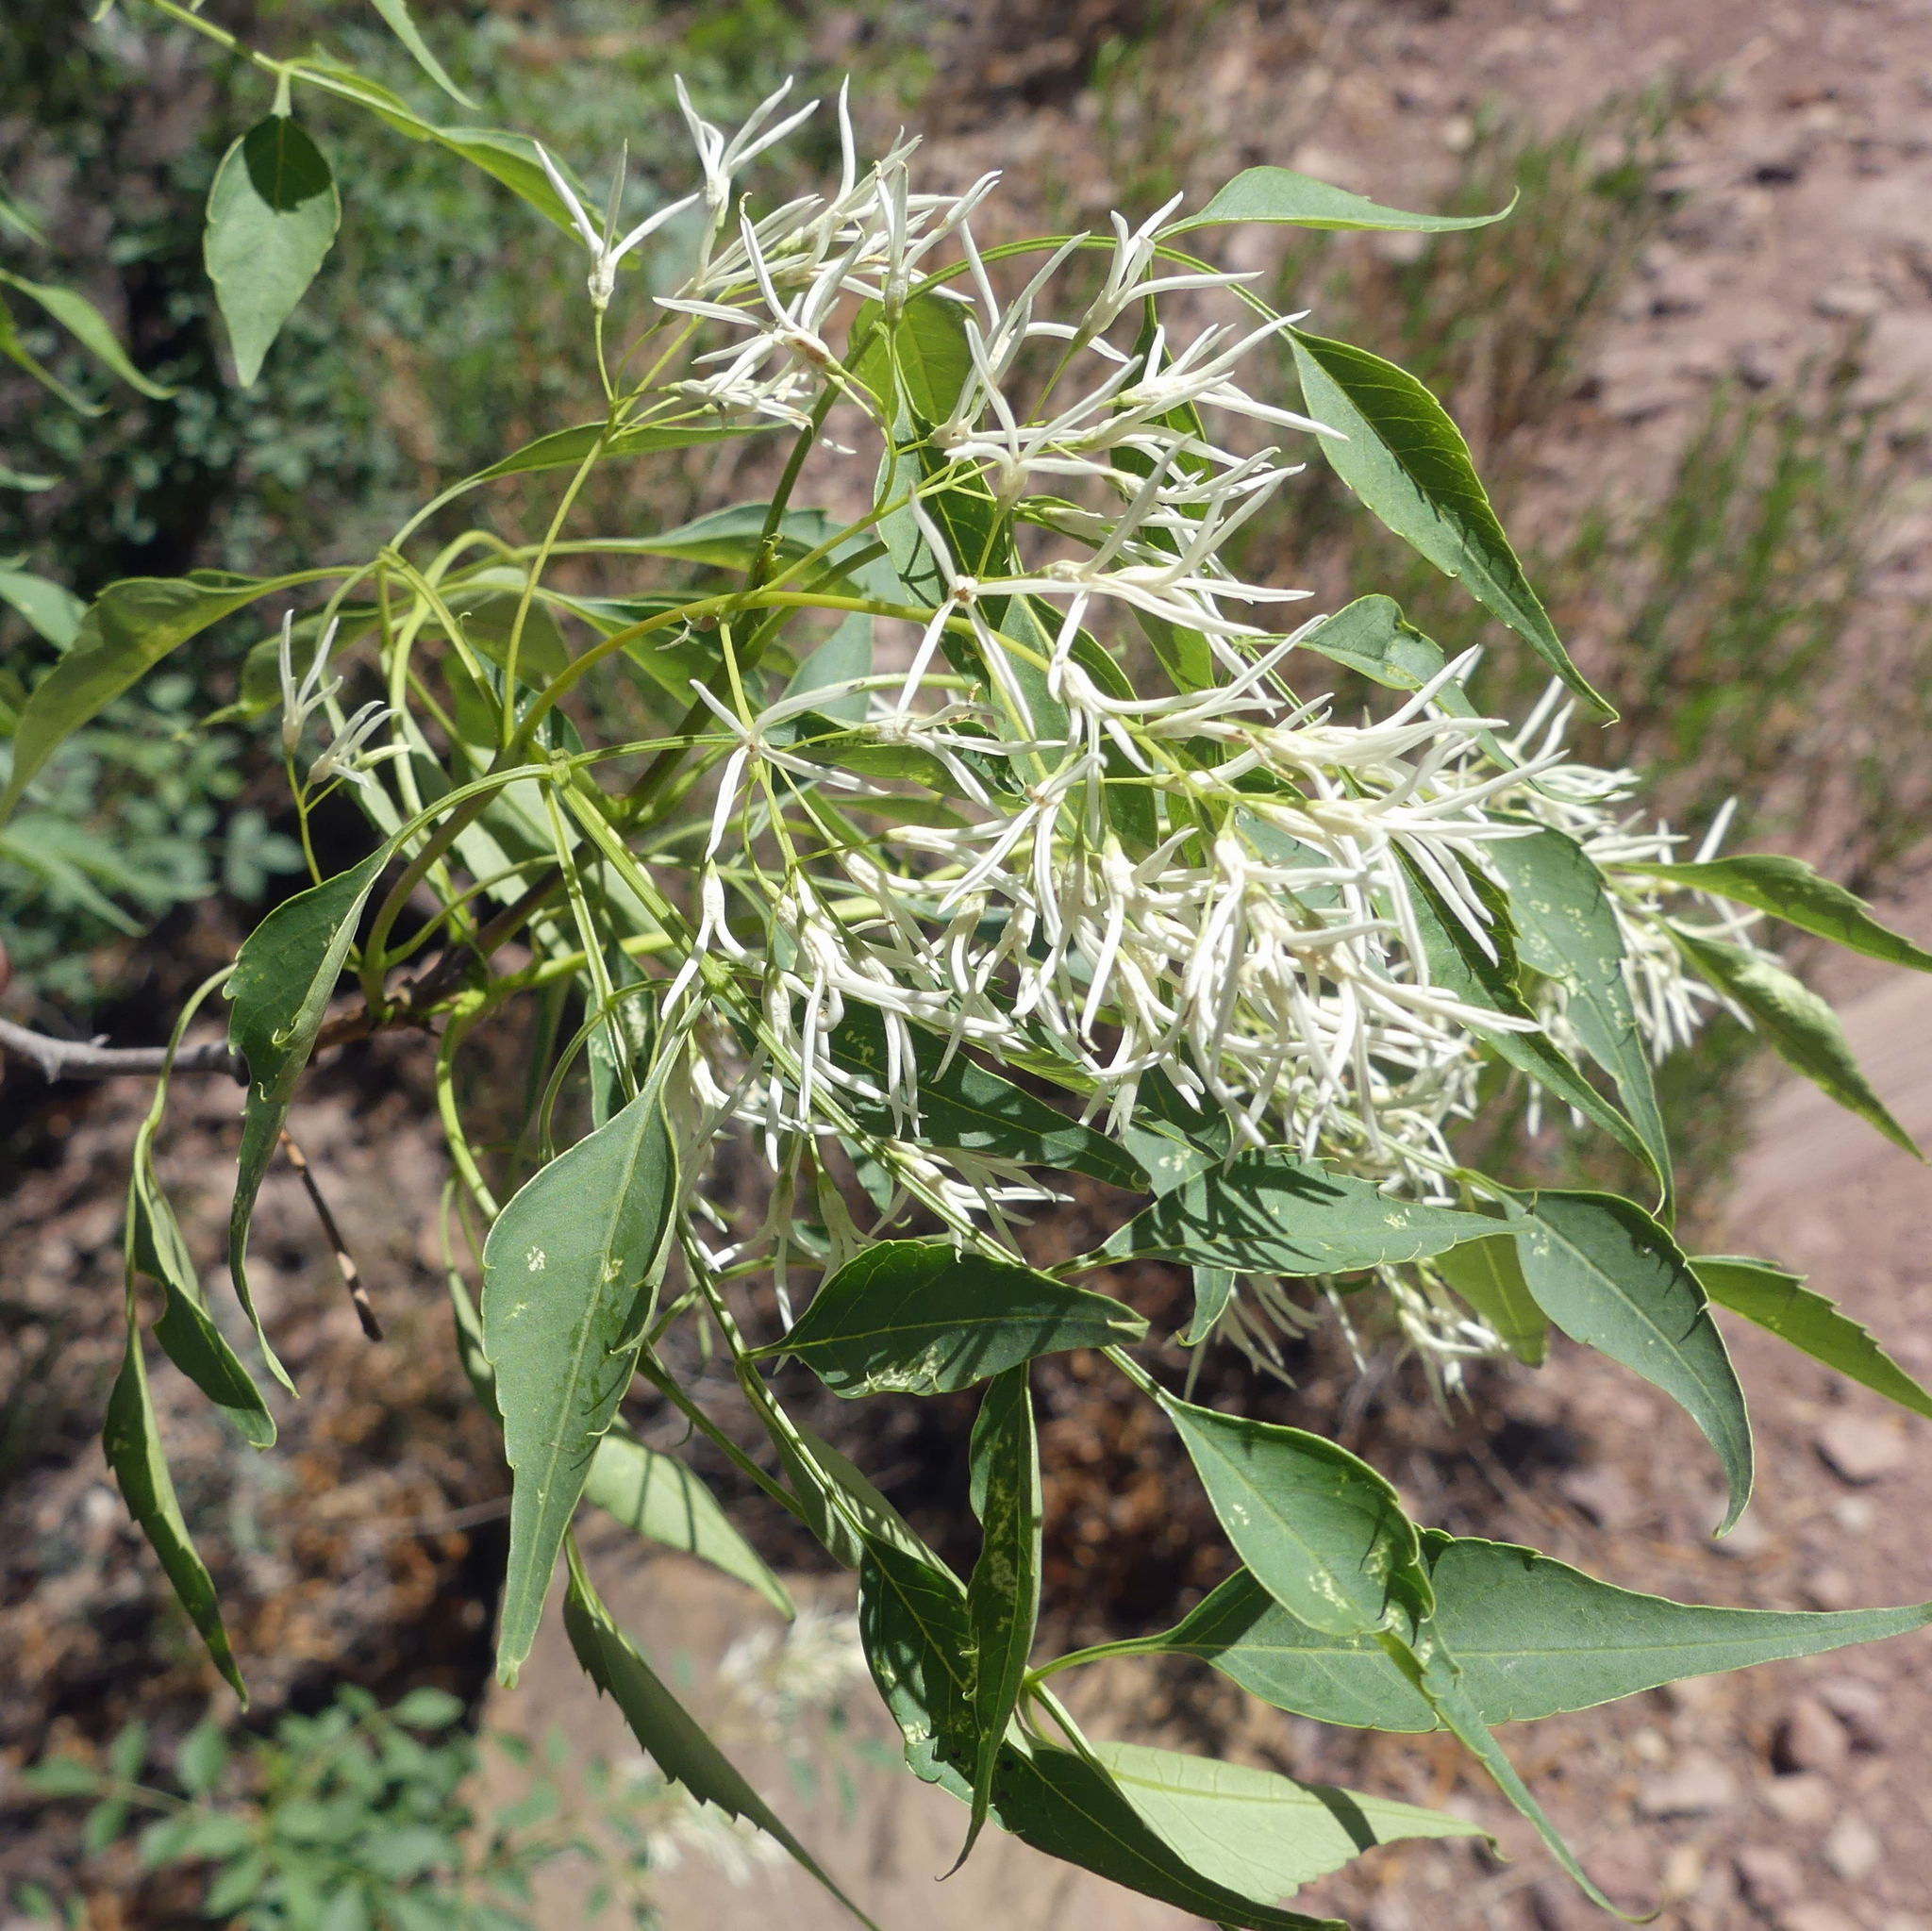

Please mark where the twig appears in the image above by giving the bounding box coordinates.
[279,1127,383,1340]
[0,1017,244,1083]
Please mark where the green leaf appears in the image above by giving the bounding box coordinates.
[1436,1233,1547,1366]
[390,1687,465,1729]
[1159,1393,1432,1638]
[1168,168,1512,236]
[561,1539,877,1927]
[759,1240,1144,1396]
[1182,1265,1236,1346]
[583,1426,795,1618]
[1106,1151,1499,1275]
[104,1329,246,1700]
[0,185,48,246]
[483,1082,677,1683]
[204,117,341,388]
[1090,1740,1485,1897]
[1160,1530,1932,1730]
[960,1368,1042,1864]
[849,291,974,423]
[0,571,306,825]
[366,0,476,106]
[175,1720,229,1795]
[1693,1255,1932,1422]
[1403,854,1661,1197]
[1514,1192,1752,1531]
[1488,826,1672,1208]
[475,420,779,482]
[0,461,59,491]
[428,126,591,238]
[991,1743,1347,1930]
[1631,853,1932,972]
[1287,328,1607,715]
[226,846,391,1393]
[0,287,101,413]
[0,567,87,650]
[0,267,176,399]
[133,1127,276,1449]
[827,1006,1143,1189]
[858,1533,980,1793]
[1671,925,1919,1157]
[777,1423,945,1572]
[1394,1632,1626,1918]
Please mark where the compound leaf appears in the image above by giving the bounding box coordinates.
[484,1082,676,1682]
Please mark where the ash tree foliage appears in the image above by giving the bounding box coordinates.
[9,4,1932,1923]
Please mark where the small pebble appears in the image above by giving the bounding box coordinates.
[1774,1697,1851,1774]
[1638,1751,1737,1818]
[1815,1412,1907,1484]
[1814,1673,1890,1750]
[1736,1844,1805,1908]
[1778,1907,1861,1931]
[1812,282,1885,321]
[1823,1813,1882,1883]
[1762,1772,1837,1827]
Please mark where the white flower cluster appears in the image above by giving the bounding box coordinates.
[541,84,1777,1374]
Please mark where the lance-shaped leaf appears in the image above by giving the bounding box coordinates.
[1393,1631,1626,1918]
[1160,1394,1433,1639]
[584,1427,794,1618]
[1090,1740,1485,1897]
[850,291,974,422]
[958,1368,1042,1865]
[484,1082,677,1682]
[0,566,87,651]
[367,0,476,105]
[1487,827,1672,1209]
[1436,1233,1548,1366]
[1168,168,1512,236]
[0,572,307,824]
[1403,855,1661,1198]
[205,116,341,387]
[1672,926,1919,1157]
[474,419,778,482]
[1183,1265,1237,1345]
[1152,1531,1932,1732]
[1693,1256,1932,1423]
[225,846,391,1392]
[1106,1152,1498,1275]
[104,1327,246,1700]
[828,1007,1143,1189]
[0,266,176,400]
[1628,853,1932,973]
[562,1540,876,1927]
[758,1240,1144,1397]
[856,1541,1343,1928]
[1512,1192,1752,1531]
[131,1129,275,1450]
[1288,328,1606,713]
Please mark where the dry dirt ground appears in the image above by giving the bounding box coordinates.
[7,0,1932,1926]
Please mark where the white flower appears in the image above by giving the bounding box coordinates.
[534,143,698,313]
[277,609,341,758]
[675,75,821,248]
[307,699,400,791]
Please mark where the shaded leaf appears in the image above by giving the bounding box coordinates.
[1513,1191,1752,1531]
[849,291,973,423]
[1106,1151,1497,1275]
[0,566,87,651]
[1169,168,1511,235]
[828,1006,1143,1189]
[859,1534,977,1796]
[0,266,175,399]
[484,1082,677,1682]
[367,0,476,106]
[562,1540,876,1925]
[1182,1265,1236,1346]
[1159,1393,1432,1638]
[226,846,391,1393]
[204,117,341,387]
[1091,1740,1484,1898]
[1693,1255,1932,1423]
[1633,853,1932,973]
[1288,328,1606,713]
[1436,1233,1547,1366]
[960,1368,1042,1863]
[1487,827,1672,1208]
[1672,925,1919,1157]
[104,1329,245,1699]
[759,1240,1144,1396]
[474,419,776,482]
[584,1427,794,1618]
[0,571,306,824]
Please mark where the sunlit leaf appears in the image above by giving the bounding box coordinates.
[366,0,476,106]
[0,567,87,651]
[1169,168,1512,235]
[0,266,175,399]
